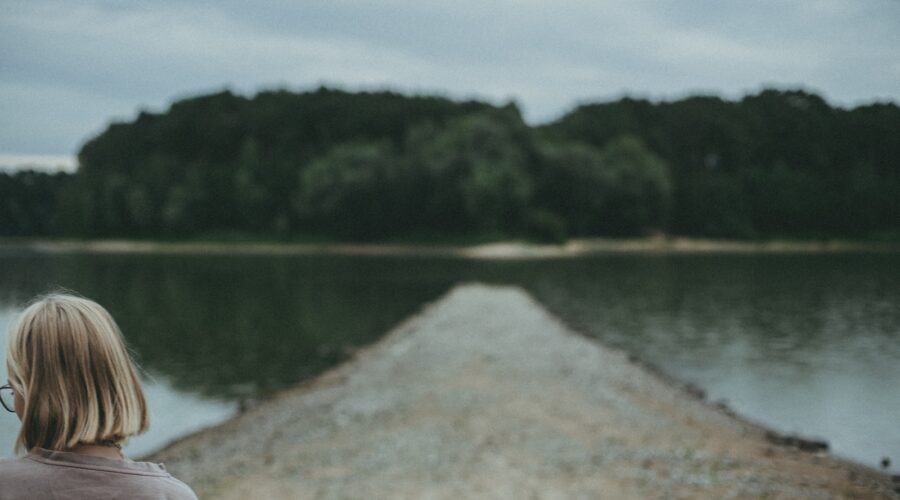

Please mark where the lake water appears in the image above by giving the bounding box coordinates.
[0,250,897,473]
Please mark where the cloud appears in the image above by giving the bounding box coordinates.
[0,153,76,173]
[0,80,135,154]
[1,0,898,156]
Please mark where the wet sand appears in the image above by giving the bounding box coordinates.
[148,284,896,499]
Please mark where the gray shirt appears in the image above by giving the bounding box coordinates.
[0,448,198,500]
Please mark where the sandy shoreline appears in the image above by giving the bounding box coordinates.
[147,284,896,499]
[2,237,899,259]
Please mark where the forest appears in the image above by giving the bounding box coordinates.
[1,87,898,241]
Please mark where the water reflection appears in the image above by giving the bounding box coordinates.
[0,253,459,397]
[124,376,235,458]
[515,254,900,473]
[0,251,897,471]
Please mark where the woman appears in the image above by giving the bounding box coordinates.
[0,293,197,499]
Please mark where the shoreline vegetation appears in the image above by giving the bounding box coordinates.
[2,236,899,259]
[3,88,899,243]
[146,284,897,499]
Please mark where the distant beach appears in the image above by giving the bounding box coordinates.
[147,284,897,499]
[2,237,899,259]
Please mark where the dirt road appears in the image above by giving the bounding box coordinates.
[150,284,896,499]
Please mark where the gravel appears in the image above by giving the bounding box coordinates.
[149,283,897,499]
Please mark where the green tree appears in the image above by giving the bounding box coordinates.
[0,171,72,235]
[536,136,672,236]
[294,142,406,239]
[17,86,896,241]
[406,109,535,234]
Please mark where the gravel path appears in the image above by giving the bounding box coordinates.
[150,284,896,499]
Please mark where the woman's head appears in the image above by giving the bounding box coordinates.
[5,293,148,452]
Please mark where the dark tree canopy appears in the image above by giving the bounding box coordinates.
[2,87,898,241]
[544,89,900,238]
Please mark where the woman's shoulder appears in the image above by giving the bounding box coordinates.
[0,450,198,500]
[0,455,52,499]
[0,454,37,476]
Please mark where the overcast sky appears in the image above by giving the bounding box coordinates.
[2,0,899,169]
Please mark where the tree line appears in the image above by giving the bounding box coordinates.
[2,87,898,241]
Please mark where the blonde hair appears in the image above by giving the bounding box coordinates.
[6,293,149,452]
